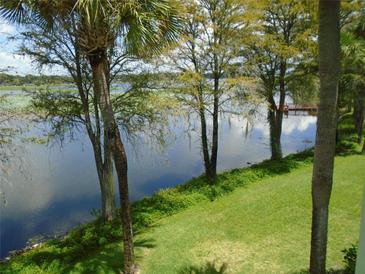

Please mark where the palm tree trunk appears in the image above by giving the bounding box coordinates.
[310,1,340,273]
[89,52,136,274]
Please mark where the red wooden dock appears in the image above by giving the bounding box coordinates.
[283,104,318,113]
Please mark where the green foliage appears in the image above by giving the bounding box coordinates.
[133,188,208,230]
[0,218,124,273]
[336,112,365,155]
[244,0,317,105]
[288,74,320,105]
[179,261,228,274]
[342,244,357,274]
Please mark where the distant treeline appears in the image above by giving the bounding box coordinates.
[0,72,180,86]
[0,73,73,86]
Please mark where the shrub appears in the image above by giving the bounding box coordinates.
[342,244,357,274]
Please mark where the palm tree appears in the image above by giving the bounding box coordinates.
[310,1,341,274]
[0,1,181,273]
[74,3,181,272]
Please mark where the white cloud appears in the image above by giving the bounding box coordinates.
[0,21,15,35]
[282,116,317,135]
[0,51,66,75]
[0,51,35,75]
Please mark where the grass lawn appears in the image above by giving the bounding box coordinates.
[63,154,364,274]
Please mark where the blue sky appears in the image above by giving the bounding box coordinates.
[0,19,64,76]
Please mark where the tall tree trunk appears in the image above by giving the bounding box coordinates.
[99,161,116,221]
[277,60,286,150]
[210,77,219,181]
[90,136,116,221]
[210,9,220,183]
[90,52,136,274]
[269,60,286,161]
[198,83,214,181]
[268,107,283,160]
[310,1,340,274]
[75,73,116,222]
[199,106,213,180]
[197,80,218,183]
[267,82,283,160]
[101,140,116,221]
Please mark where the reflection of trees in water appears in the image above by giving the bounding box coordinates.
[0,97,28,206]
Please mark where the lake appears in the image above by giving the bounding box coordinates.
[0,101,317,259]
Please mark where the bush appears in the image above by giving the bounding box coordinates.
[342,244,357,274]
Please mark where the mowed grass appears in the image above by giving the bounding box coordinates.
[67,154,364,274]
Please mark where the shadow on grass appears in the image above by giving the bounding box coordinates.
[288,269,346,274]
[178,261,228,274]
[24,237,156,274]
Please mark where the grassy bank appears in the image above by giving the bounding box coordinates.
[138,154,364,274]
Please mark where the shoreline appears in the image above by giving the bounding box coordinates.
[0,147,317,263]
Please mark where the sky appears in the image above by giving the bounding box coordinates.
[0,19,63,76]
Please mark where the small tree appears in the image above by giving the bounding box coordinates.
[244,0,316,160]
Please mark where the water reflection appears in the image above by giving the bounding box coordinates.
[0,110,316,258]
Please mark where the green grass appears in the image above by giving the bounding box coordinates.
[137,154,364,274]
[1,152,364,274]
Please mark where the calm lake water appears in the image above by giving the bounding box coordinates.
[0,102,317,259]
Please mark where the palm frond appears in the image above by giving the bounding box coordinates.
[119,0,183,57]
[0,0,27,23]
